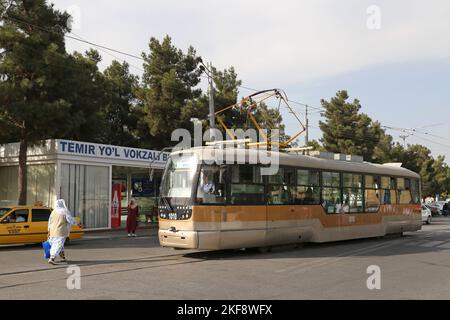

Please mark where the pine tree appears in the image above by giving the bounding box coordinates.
[138,36,202,149]
[102,60,139,147]
[319,90,382,161]
[0,1,107,204]
[0,0,74,204]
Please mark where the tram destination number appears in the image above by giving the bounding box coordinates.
[177,304,273,318]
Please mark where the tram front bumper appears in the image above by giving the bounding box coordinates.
[158,228,198,249]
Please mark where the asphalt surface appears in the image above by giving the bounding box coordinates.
[0,218,449,300]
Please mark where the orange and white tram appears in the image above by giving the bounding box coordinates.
[158,147,422,250]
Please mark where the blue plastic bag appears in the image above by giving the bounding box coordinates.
[42,240,51,259]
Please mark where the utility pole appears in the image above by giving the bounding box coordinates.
[305,104,309,146]
[399,134,409,148]
[208,62,215,130]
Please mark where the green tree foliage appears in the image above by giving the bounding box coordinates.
[138,35,202,148]
[0,0,76,204]
[211,66,244,132]
[307,139,325,152]
[65,49,109,143]
[318,90,450,197]
[389,144,450,197]
[101,60,140,147]
[319,90,382,161]
[0,1,109,204]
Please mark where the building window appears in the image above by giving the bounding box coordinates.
[61,164,110,229]
[0,164,55,207]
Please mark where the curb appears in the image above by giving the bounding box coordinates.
[84,224,159,233]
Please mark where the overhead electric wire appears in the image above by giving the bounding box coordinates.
[383,125,450,142]
[3,14,145,61]
[3,13,327,115]
[383,126,450,149]
[8,12,450,152]
[69,30,145,73]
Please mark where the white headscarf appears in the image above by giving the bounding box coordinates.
[54,199,70,215]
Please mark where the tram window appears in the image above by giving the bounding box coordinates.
[322,172,340,188]
[297,169,320,186]
[342,188,364,213]
[196,165,226,204]
[397,178,405,190]
[293,186,320,205]
[380,189,398,205]
[230,184,265,205]
[381,176,391,189]
[380,176,397,204]
[365,189,380,212]
[399,189,412,204]
[230,165,265,205]
[294,169,320,205]
[231,165,263,184]
[343,173,362,188]
[268,167,295,185]
[410,179,421,204]
[390,177,396,189]
[322,187,341,214]
[405,178,411,190]
[365,175,380,189]
[268,167,295,205]
[398,178,412,204]
[269,185,292,205]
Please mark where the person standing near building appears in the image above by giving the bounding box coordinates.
[47,199,79,265]
[127,199,139,237]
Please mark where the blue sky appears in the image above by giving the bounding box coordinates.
[51,0,450,161]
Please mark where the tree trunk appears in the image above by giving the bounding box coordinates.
[18,133,28,205]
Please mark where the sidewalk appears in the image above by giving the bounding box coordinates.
[80,223,159,241]
[84,223,159,233]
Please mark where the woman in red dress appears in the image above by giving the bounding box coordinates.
[126,199,139,237]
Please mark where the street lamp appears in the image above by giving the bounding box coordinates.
[197,58,215,130]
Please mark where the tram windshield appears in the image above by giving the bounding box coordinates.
[160,154,198,199]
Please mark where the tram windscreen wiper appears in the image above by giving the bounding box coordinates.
[161,196,174,213]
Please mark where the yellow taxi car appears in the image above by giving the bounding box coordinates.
[0,205,84,245]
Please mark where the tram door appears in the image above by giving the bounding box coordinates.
[221,165,267,249]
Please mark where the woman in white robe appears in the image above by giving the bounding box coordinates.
[47,199,78,265]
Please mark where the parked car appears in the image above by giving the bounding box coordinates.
[422,205,432,224]
[425,204,440,217]
[0,205,84,245]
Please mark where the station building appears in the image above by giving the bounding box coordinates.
[0,139,168,230]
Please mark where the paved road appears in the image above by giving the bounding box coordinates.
[0,218,449,299]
